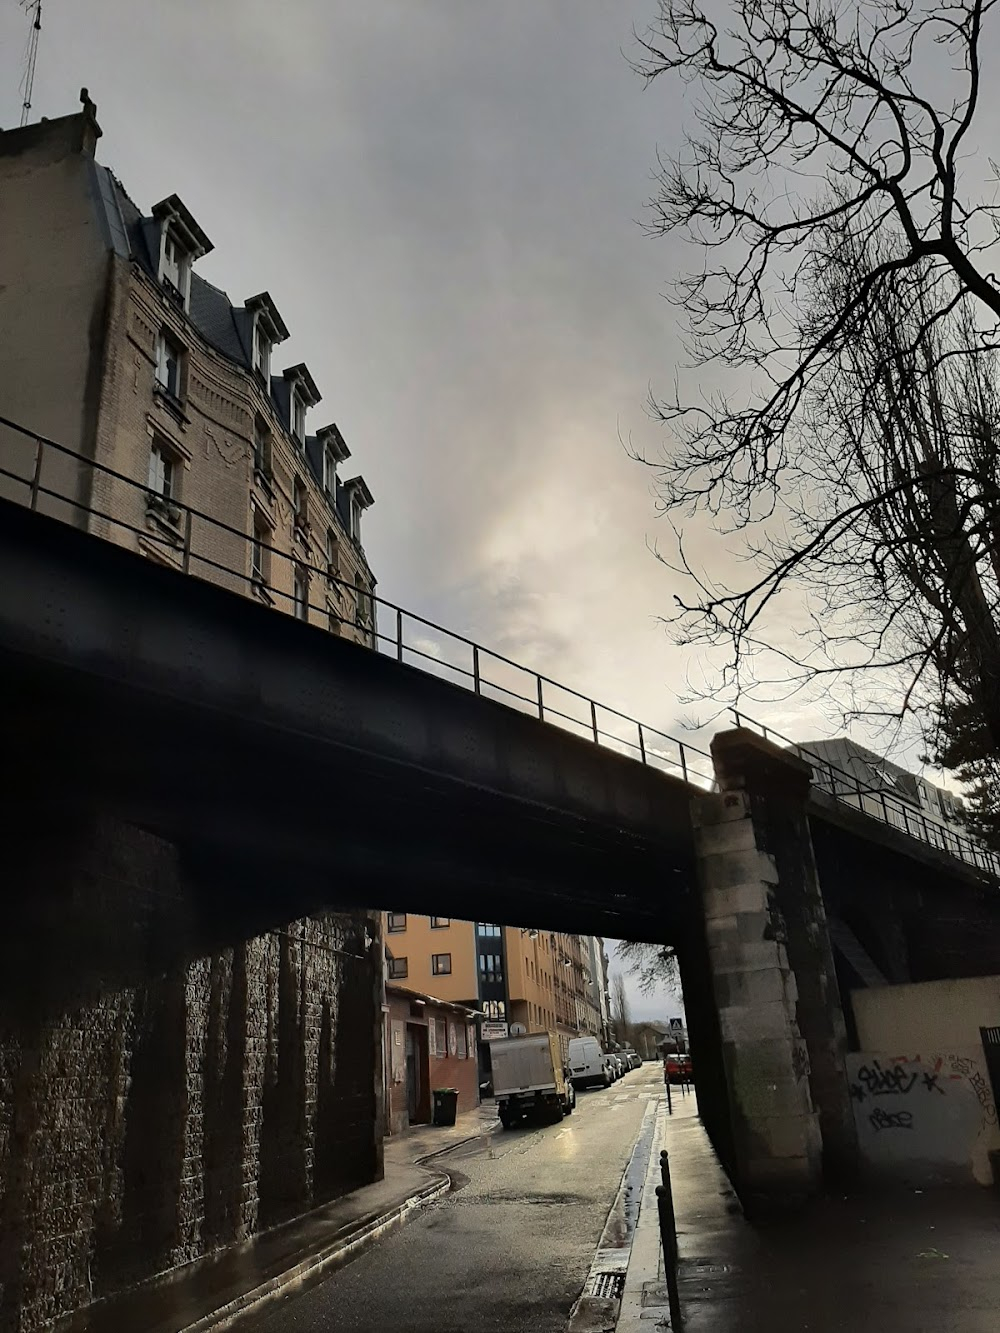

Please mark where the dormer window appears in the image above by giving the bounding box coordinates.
[282,364,321,447]
[160,232,188,305]
[343,476,374,547]
[246,293,288,386]
[151,196,213,315]
[253,323,271,381]
[316,424,350,500]
[292,392,307,444]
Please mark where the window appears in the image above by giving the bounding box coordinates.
[456,1024,467,1058]
[292,392,306,443]
[351,494,363,542]
[155,330,184,402]
[159,230,190,306]
[431,917,450,929]
[355,574,371,626]
[253,418,271,478]
[250,511,269,585]
[323,444,337,496]
[387,913,407,933]
[388,957,408,979]
[432,954,451,976]
[483,999,506,1021]
[293,566,309,621]
[253,320,271,382]
[477,923,501,938]
[434,1018,447,1055]
[480,953,502,983]
[293,478,308,538]
[326,528,340,581]
[148,439,175,499]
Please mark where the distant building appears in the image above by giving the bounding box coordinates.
[0,93,376,642]
[804,737,968,836]
[382,914,604,1063]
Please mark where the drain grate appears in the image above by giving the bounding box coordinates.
[591,1272,626,1300]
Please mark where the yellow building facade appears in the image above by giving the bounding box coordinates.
[382,914,603,1060]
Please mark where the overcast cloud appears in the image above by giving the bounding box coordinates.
[4,2,989,1009]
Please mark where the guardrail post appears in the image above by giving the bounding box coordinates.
[473,645,481,695]
[396,608,404,662]
[590,699,599,743]
[656,1151,683,1329]
[536,676,544,721]
[29,437,43,511]
[638,722,647,764]
[679,743,689,786]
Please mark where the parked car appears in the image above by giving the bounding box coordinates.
[491,1032,576,1129]
[608,1052,625,1080]
[664,1053,693,1084]
[567,1036,611,1090]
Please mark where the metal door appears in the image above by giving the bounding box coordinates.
[980,1026,1000,1117]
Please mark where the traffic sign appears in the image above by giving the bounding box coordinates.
[481,1021,508,1041]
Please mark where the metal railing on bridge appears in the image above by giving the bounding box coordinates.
[730,710,1000,877]
[0,413,716,789]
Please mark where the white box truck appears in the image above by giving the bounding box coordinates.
[490,1032,576,1129]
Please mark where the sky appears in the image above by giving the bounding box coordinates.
[2,2,991,1015]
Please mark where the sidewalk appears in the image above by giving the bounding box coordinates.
[618,1097,1000,1331]
[61,1101,499,1333]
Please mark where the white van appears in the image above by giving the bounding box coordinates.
[567,1036,611,1091]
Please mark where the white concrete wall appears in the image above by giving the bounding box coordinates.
[853,976,1000,1052]
[848,1050,999,1185]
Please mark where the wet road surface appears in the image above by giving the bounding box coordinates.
[241,1063,664,1333]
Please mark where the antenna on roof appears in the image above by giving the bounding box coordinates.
[18,0,43,128]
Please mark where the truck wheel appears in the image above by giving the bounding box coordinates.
[499,1106,514,1130]
[549,1101,565,1124]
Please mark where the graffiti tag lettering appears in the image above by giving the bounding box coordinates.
[921,1072,944,1095]
[869,1107,914,1132]
[857,1060,919,1098]
[969,1071,998,1125]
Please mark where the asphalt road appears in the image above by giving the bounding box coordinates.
[242,1062,664,1333]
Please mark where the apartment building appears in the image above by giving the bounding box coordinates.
[383,914,604,1062]
[0,93,375,639]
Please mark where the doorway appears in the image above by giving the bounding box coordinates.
[405,1023,430,1125]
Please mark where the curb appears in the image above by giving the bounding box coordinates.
[566,1100,659,1333]
[180,1172,450,1332]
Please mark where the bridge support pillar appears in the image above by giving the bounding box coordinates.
[692,729,857,1214]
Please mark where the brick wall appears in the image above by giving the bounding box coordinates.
[0,812,380,1332]
[385,991,479,1136]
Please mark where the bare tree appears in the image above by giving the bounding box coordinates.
[615,940,679,996]
[633,0,1000,739]
[611,970,633,1047]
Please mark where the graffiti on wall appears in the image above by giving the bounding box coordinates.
[848,1050,1000,1184]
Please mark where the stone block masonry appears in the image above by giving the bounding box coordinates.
[0,811,381,1333]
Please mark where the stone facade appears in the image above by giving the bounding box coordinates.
[0,96,376,645]
[0,812,381,1333]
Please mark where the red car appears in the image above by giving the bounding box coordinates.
[664,1054,693,1084]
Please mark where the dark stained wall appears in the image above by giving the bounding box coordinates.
[0,812,381,1333]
